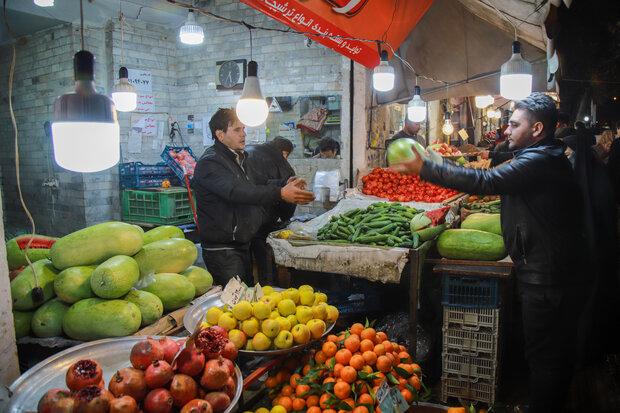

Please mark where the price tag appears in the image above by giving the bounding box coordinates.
[221,277,245,306]
[255,283,264,300]
[375,380,390,405]
[378,382,409,413]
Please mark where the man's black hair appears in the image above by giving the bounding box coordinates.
[270,137,294,153]
[557,112,570,125]
[319,137,339,153]
[209,108,239,140]
[514,93,558,139]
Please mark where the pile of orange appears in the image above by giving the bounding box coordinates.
[263,322,424,413]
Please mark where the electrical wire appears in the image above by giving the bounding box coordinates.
[80,0,85,49]
[382,0,399,42]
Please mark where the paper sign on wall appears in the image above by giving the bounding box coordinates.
[136,94,155,113]
[131,114,158,137]
[127,69,152,92]
[128,130,142,153]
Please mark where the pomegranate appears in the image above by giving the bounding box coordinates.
[220,341,237,361]
[220,358,235,376]
[175,345,205,377]
[180,399,214,413]
[169,374,198,408]
[200,358,230,390]
[108,367,148,402]
[145,360,174,388]
[74,386,113,413]
[37,388,75,413]
[159,337,181,364]
[65,359,103,392]
[109,395,139,413]
[221,376,236,399]
[143,388,174,413]
[204,392,230,413]
[130,338,165,370]
[195,327,229,358]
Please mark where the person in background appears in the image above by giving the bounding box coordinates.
[192,109,314,286]
[385,117,424,149]
[313,137,340,159]
[245,137,297,285]
[593,130,616,164]
[554,112,575,139]
[391,93,585,412]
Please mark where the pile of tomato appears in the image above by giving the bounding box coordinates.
[361,168,459,203]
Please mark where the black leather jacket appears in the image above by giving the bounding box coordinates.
[421,137,585,285]
[192,140,281,248]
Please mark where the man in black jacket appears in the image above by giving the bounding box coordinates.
[245,138,297,285]
[393,93,585,412]
[192,109,314,286]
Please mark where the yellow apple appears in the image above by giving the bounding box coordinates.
[282,288,300,305]
[306,319,326,339]
[274,330,294,349]
[252,301,271,320]
[206,307,223,325]
[261,286,275,296]
[268,292,282,306]
[261,318,281,338]
[217,312,237,331]
[252,332,271,351]
[295,305,313,324]
[275,316,291,332]
[241,317,260,337]
[277,298,296,317]
[260,295,278,311]
[286,314,298,328]
[326,305,339,323]
[298,284,314,294]
[245,340,254,351]
[313,292,328,305]
[232,300,253,321]
[299,290,315,306]
[270,310,280,320]
[228,329,247,349]
[291,323,311,345]
[312,303,328,320]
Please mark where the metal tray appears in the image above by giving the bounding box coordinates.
[184,291,336,357]
[8,336,243,413]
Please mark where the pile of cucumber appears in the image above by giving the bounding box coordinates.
[464,199,500,214]
[316,202,423,248]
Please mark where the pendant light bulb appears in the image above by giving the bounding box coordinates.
[236,60,268,127]
[179,10,204,45]
[112,67,137,112]
[500,41,532,100]
[52,51,120,172]
[407,86,426,122]
[475,95,494,109]
[372,50,395,92]
[442,112,454,136]
[34,0,54,6]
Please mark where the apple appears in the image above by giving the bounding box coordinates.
[232,301,253,321]
[261,318,281,338]
[274,330,294,349]
[306,319,326,339]
[286,314,298,328]
[277,299,296,317]
[295,306,313,324]
[291,324,311,345]
[281,288,300,305]
[252,301,271,320]
[275,316,291,332]
[312,303,327,321]
[206,307,223,325]
[228,329,247,349]
[313,292,328,305]
[240,317,260,338]
[251,332,271,351]
[326,305,339,323]
[261,286,275,295]
[298,285,314,294]
[217,312,237,331]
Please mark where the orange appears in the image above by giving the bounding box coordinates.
[400,389,413,403]
[355,380,369,394]
[398,351,412,363]
[376,356,391,373]
[340,366,358,384]
[338,333,346,342]
[372,372,385,387]
[277,371,291,384]
[362,351,377,366]
[266,376,279,388]
[278,396,293,412]
[397,364,414,375]
[325,357,335,367]
[343,398,356,409]
[334,381,351,399]
[397,377,407,389]
[296,384,311,398]
[335,349,353,365]
[324,410,337,413]
[303,364,311,375]
[375,407,382,413]
[382,341,393,353]
[360,328,376,342]
[307,407,322,413]
[411,363,422,376]
[446,408,466,413]
[323,377,336,384]
[373,344,386,356]
[289,373,301,387]
[306,395,320,407]
[353,407,369,413]
[323,341,338,357]
[319,394,331,409]
[358,393,374,405]
[281,385,294,397]
[333,363,344,378]
[292,398,306,411]
[360,339,375,353]
[344,335,361,353]
[361,365,373,374]
[375,332,388,343]
[409,375,421,391]
[349,354,365,371]
[385,353,396,368]
[327,334,340,343]
[350,323,364,336]
[315,351,327,364]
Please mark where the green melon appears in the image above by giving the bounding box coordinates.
[181,266,213,297]
[139,273,195,311]
[437,229,507,261]
[13,310,34,339]
[461,213,502,236]
[133,238,197,276]
[124,289,164,327]
[31,298,69,338]
[54,266,96,304]
[62,298,141,341]
[90,256,140,299]
[143,226,185,245]
[10,259,58,310]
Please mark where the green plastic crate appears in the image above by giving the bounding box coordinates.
[121,188,194,225]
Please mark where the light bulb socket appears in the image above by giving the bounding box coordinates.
[380,50,388,61]
[413,85,421,96]
[74,50,95,81]
[118,66,129,80]
[512,41,521,54]
[444,111,451,121]
[248,60,258,77]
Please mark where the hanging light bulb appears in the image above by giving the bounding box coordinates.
[236,60,268,127]
[179,10,204,45]
[372,50,394,92]
[500,41,532,100]
[475,95,494,109]
[407,85,426,122]
[486,108,496,119]
[442,112,454,136]
[52,51,119,172]
[34,0,54,6]
[112,67,137,112]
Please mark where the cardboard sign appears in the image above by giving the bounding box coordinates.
[378,382,409,413]
[221,277,246,306]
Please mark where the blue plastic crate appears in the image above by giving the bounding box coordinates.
[441,275,499,308]
[119,162,174,176]
[120,175,181,189]
[161,145,197,181]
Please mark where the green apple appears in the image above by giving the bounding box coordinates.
[312,303,328,320]
[295,305,313,324]
[252,332,272,351]
[228,329,247,349]
[252,301,271,320]
[313,292,328,305]
[232,300,253,321]
[275,316,291,332]
[261,318,281,338]
[306,319,326,339]
[206,307,223,325]
[277,298,296,317]
[286,314,298,328]
[298,284,314,294]
[274,330,294,349]
[291,323,311,345]
[217,312,237,331]
[282,288,300,305]
[241,317,260,337]
[299,290,315,306]
[326,305,339,323]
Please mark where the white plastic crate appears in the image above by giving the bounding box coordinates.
[442,352,497,381]
[443,325,498,357]
[443,306,500,331]
[441,374,496,404]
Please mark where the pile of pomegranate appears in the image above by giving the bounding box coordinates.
[37,326,238,413]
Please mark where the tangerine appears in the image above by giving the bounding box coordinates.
[375,332,388,343]
[290,373,302,387]
[373,344,386,356]
[361,365,373,374]
[372,372,385,387]
[355,380,369,394]
[344,335,361,353]
[360,328,376,342]
[349,354,365,371]
[292,398,306,411]
[315,351,327,364]
[277,396,293,412]
[358,393,374,405]
[400,389,413,403]
[323,341,338,357]
[397,364,414,375]
[382,341,393,353]
[303,364,311,375]
[296,384,311,398]
[340,366,358,384]
[385,353,397,367]
[353,407,369,413]
[411,363,422,376]
[307,407,321,413]
[323,410,337,413]
[281,385,294,396]
[398,351,412,363]
[335,349,353,365]
[334,381,351,399]
[306,395,320,407]
[360,339,375,353]
[350,323,364,336]
[277,371,291,384]
[327,334,340,344]
[266,376,279,388]
[324,377,336,384]
[409,375,421,391]
[343,399,356,410]
[333,363,344,378]
[376,356,391,373]
[319,394,331,409]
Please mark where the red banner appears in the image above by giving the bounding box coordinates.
[241,0,434,68]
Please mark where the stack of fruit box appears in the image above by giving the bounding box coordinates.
[440,274,500,404]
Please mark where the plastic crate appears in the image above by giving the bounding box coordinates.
[443,306,500,332]
[119,162,180,189]
[441,275,499,308]
[161,145,197,181]
[121,188,194,225]
[442,352,497,380]
[119,161,174,176]
[441,374,496,404]
[443,325,498,357]
[120,175,181,189]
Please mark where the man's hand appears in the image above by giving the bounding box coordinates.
[390,155,424,175]
[281,179,315,204]
[480,150,490,160]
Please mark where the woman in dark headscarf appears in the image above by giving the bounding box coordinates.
[564,132,619,364]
